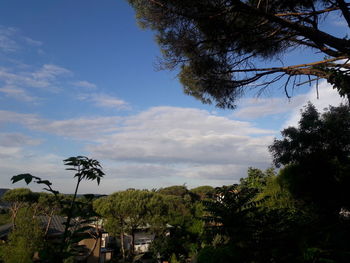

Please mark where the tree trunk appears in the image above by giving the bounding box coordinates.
[120,231,125,260]
[44,210,54,237]
[131,228,135,256]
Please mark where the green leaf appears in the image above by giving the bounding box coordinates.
[11,173,39,185]
[37,179,52,186]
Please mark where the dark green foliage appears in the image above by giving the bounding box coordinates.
[157,185,189,197]
[63,156,104,185]
[196,245,241,263]
[270,103,350,216]
[2,188,39,228]
[0,212,10,226]
[9,156,104,263]
[2,207,44,263]
[2,188,38,204]
[203,185,258,241]
[240,167,275,191]
[148,195,204,262]
[94,190,171,260]
[128,0,350,108]
[190,186,214,200]
[265,103,350,262]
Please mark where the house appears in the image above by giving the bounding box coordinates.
[0,215,113,263]
[123,231,155,254]
[107,224,172,255]
[0,223,12,242]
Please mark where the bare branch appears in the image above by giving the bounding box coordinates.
[228,56,347,73]
[275,6,339,17]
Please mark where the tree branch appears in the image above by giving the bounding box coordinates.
[237,1,350,54]
[335,0,350,28]
[275,6,339,17]
[228,56,347,73]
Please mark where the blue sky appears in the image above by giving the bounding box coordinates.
[0,0,346,194]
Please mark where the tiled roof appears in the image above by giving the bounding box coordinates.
[0,223,12,239]
[38,215,66,235]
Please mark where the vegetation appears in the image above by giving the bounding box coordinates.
[1,156,104,263]
[0,212,10,226]
[2,207,44,263]
[127,0,350,108]
[94,190,170,260]
[1,104,350,262]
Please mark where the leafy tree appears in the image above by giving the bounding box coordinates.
[128,0,350,108]
[157,185,189,198]
[203,185,258,244]
[190,186,214,200]
[269,103,350,217]
[268,103,350,262]
[197,185,261,262]
[240,167,275,191]
[150,193,205,263]
[2,207,44,263]
[10,156,104,263]
[94,190,169,260]
[2,188,39,228]
[36,192,63,237]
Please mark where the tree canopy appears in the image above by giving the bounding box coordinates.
[128,0,350,108]
[269,103,350,216]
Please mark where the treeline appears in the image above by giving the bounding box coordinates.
[1,103,350,263]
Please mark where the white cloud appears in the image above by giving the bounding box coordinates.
[32,64,71,82]
[34,116,123,139]
[0,110,40,126]
[0,110,122,139]
[0,107,275,190]
[0,85,38,102]
[23,37,42,47]
[232,80,345,129]
[0,25,43,53]
[79,93,130,110]
[282,81,345,128]
[0,145,22,158]
[0,153,68,191]
[233,96,306,119]
[0,132,42,147]
[0,26,19,52]
[88,106,274,169]
[0,64,71,91]
[73,81,97,90]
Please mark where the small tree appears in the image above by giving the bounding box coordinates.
[2,188,39,228]
[2,207,44,263]
[10,156,104,262]
[94,190,170,260]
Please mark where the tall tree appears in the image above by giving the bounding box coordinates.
[240,167,275,191]
[94,190,169,259]
[269,103,350,217]
[268,103,350,262]
[128,0,350,108]
[1,188,38,229]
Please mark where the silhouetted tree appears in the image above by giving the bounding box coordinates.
[270,103,350,218]
[10,156,104,263]
[128,0,350,108]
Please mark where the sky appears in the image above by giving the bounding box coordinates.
[0,0,347,194]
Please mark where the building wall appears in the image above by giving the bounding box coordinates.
[78,237,101,263]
